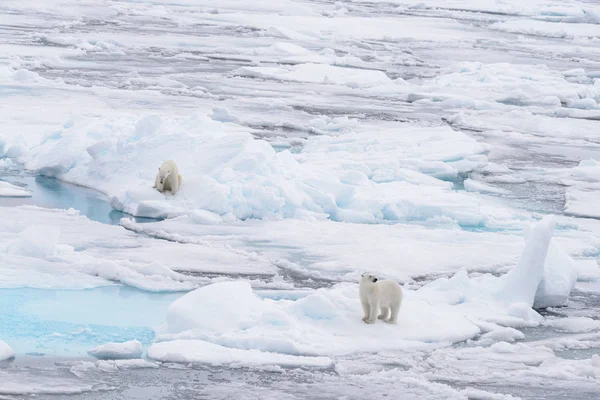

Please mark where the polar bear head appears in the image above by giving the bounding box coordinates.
[157,164,173,185]
[360,273,378,283]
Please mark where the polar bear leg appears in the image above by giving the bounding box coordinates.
[386,303,400,324]
[361,299,370,322]
[378,307,389,320]
[170,175,179,194]
[365,302,378,324]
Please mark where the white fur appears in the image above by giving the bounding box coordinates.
[359,273,403,324]
[153,160,182,195]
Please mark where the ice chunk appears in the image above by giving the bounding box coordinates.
[543,317,600,333]
[574,260,600,282]
[497,216,556,307]
[464,179,508,195]
[564,159,600,219]
[210,107,240,124]
[534,239,578,309]
[87,339,143,360]
[189,209,223,225]
[6,144,27,159]
[565,188,600,219]
[0,339,15,361]
[0,181,32,197]
[147,340,332,368]
[567,98,598,110]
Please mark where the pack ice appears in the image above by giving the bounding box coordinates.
[145,216,580,365]
[22,113,503,226]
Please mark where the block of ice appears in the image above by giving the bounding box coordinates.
[0,339,15,361]
[464,178,508,195]
[0,181,32,197]
[534,239,578,309]
[497,216,556,307]
[87,340,143,360]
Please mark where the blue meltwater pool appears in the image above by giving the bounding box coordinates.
[0,286,182,357]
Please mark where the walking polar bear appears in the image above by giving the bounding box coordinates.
[153,160,182,195]
[359,273,403,324]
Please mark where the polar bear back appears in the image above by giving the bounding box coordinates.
[375,280,403,307]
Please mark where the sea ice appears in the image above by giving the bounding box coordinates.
[564,159,600,219]
[0,206,278,292]
[87,339,143,360]
[147,340,332,368]
[23,113,507,226]
[235,63,393,88]
[0,181,31,197]
[463,178,509,195]
[156,280,481,358]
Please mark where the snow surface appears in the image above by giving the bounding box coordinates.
[87,340,143,360]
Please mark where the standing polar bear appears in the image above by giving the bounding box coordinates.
[153,160,182,195]
[359,273,403,324]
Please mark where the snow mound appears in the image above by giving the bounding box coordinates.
[147,340,332,368]
[0,339,15,361]
[87,339,143,360]
[0,181,31,197]
[167,281,264,334]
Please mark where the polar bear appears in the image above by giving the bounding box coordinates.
[153,160,182,195]
[359,273,403,324]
